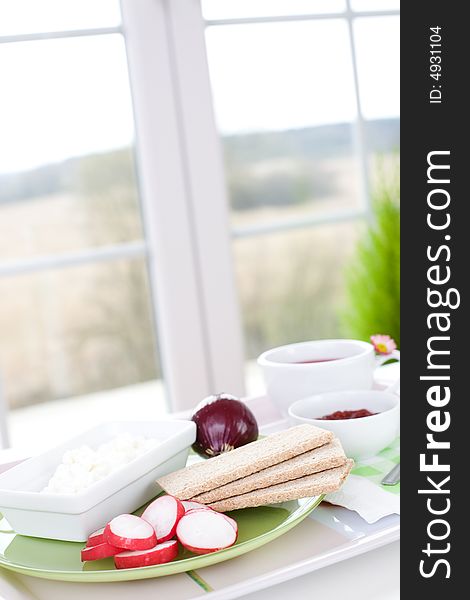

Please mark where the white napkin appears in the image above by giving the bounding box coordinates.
[324,474,400,524]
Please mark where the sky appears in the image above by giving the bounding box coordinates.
[0,1,399,175]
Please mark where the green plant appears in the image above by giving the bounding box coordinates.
[341,159,400,346]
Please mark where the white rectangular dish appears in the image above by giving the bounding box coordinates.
[0,420,196,542]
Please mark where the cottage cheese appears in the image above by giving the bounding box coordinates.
[42,433,159,494]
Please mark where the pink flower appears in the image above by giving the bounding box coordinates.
[370,334,397,355]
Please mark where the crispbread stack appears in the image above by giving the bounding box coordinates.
[158,424,333,499]
[157,424,352,511]
[193,438,346,504]
[209,460,354,512]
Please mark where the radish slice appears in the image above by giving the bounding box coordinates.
[182,500,213,513]
[105,514,157,550]
[176,508,237,555]
[221,514,238,533]
[81,542,121,562]
[114,540,178,569]
[86,527,106,547]
[141,495,185,543]
[184,504,235,530]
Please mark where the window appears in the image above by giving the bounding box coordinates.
[205,19,362,226]
[0,0,399,447]
[0,1,163,446]
[201,0,400,392]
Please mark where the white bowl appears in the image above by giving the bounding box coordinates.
[288,391,399,460]
[257,339,376,416]
[0,420,196,541]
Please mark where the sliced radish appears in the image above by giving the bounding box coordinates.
[221,514,238,533]
[182,500,213,513]
[105,514,157,550]
[141,495,185,543]
[176,508,237,555]
[86,526,106,547]
[81,542,122,562]
[114,540,178,569]
[185,505,237,533]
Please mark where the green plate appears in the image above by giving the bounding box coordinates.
[0,495,322,582]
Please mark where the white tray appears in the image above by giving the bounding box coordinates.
[0,399,400,600]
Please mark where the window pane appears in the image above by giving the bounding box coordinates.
[365,119,400,185]
[206,22,356,133]
[365,119,400,206]
[0,35,143,259]
[354,16,400,119]
[0,0,121,36]
[0,259,160,412]
[205,21,362,225]
[225,124,361,228]
[235,222,362,390]
[351,0,399,11]
[202,0,346,20]
[365,119,399,155]
[0,30,165,447]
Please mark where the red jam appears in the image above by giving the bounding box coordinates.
[318,409,377,420]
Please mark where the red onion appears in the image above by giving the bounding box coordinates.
[191,394,259,458]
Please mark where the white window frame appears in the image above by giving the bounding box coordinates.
[0,0,399,440]
[120,0,245,407]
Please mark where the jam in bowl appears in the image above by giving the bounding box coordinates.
[318,408,377,420]
[288,390,399,460]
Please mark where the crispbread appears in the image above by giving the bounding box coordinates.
[193,438,346,504]
[157,424,334,500]
[208,459,354,512]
